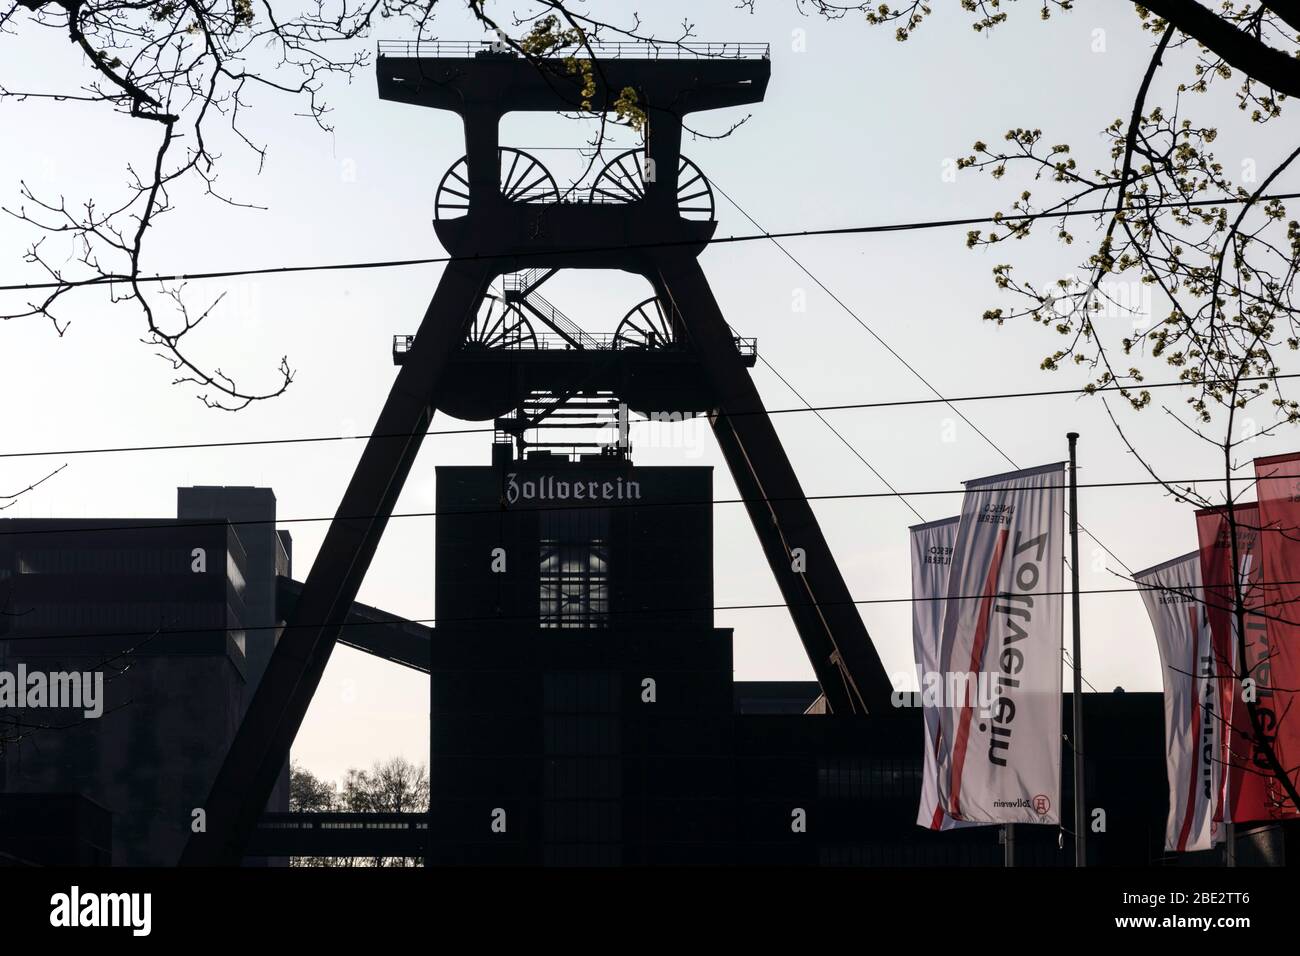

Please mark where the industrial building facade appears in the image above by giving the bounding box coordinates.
[0,487,290,865]
[0,473,1283,865]
[423,453,1225,866]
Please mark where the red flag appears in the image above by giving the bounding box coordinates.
[1195,501,1298,822]
[1252,453,1300,818]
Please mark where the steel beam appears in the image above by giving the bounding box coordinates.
[180,262,493,866]
[655,256,893,715]
[275,577,432,673]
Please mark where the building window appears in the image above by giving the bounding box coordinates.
[539,508,609,628]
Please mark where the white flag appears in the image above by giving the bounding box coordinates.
[909,516,976,830]
[1135,552,1224,852]
[936,462,1065,825]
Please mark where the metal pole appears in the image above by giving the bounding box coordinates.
[1068,432,1086,867]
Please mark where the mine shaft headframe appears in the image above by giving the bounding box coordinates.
[375,39,769,211]
[182,38,894,868]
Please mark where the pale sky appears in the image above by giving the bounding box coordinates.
[2,1,1298,783]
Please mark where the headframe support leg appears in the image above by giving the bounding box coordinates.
[180,262,494,865]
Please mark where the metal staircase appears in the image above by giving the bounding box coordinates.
[495,390,629,461]
[503,270,602,350]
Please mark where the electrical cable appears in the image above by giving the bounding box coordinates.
[0,472,1292,538]
[0,576,1294,644]
[1,373,1293,462]
[2,190,1296,293]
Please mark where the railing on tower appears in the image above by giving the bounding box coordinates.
[377,39,771,60]
[392,332,757,360]
[517,291,602,350]
[505,390,629,463]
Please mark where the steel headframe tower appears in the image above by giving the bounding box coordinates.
[182,38,893,866]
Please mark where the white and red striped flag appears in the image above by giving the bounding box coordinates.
[935,463,1065,825]
[1135,551,1224,851]
[909,516,976,830]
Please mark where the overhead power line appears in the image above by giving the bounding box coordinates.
[1,577,1295,646]
[712,180,1151,577]
[0,472,1291,539]
[4,187,1291,688]
[755,353,925,522]
[1,191,1296,292]
[714,180,1021,474]
[0,373,1293,462]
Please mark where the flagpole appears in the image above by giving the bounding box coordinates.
[1068,432,1086,867]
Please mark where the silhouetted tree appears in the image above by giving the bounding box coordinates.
[289,756,428,867]
[289,760,338,813]
[0,1,667,407]
[913,6,1300,816]
[0,464,64,512]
